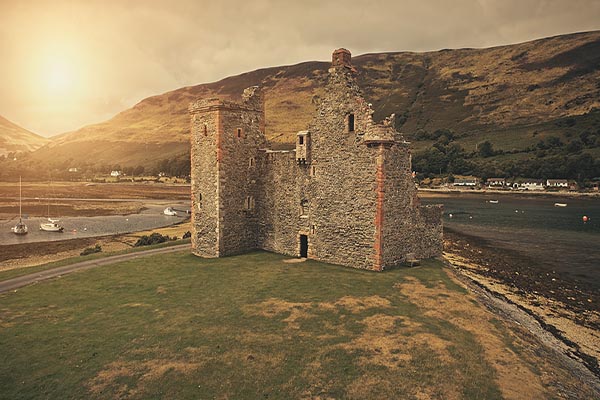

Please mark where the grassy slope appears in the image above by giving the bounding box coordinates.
[0,115,48,156]
[0,251,594,399]
[26,31,600,168]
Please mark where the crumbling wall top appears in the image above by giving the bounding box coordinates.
[189,86,263,114]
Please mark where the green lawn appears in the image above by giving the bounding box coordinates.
[0,251,567,399]
[0,239,190,282]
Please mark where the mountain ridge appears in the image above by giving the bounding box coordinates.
[21,30,600,173]
[0,115,48,157]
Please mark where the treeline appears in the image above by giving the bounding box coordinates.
[412,129,600,183]
[0,151,191,182]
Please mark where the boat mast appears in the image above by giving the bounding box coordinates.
[19,176,22,220]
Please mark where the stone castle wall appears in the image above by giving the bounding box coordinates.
[189,49,443,270]
[256,150,306,257]
[189,101,220,257]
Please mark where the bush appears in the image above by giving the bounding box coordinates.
[183,231,191,239]
[134,232,172,247]
[80,245,102,256]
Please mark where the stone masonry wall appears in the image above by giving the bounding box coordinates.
[256,150,306,257]
[218,104,264,256]
[189,101,220,257]
[304,66,380,270]
[190,49,443,270]
[189,88,266,257]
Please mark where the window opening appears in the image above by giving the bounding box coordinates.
[348,114,355,132]
[300,199,309,216]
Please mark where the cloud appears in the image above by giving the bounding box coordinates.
[0,0,599,136]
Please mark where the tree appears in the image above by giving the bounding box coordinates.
[566,139,583,154]
[478,141,494,158]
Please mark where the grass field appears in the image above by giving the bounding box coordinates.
[0,238,190,282]
[0,251,593,399]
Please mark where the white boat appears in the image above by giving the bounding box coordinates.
[554,203,567,207]
[163,207,178,216]
[40,181,64,232]
[40,218,64,232]
[11,176,28,235]
[488,200,499,204]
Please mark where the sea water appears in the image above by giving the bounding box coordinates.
[0,200,189,247]
[421,194,600,290]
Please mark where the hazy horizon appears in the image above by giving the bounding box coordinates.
[2,0,600,138]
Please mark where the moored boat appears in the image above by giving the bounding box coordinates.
[40,218,64,232]
[163,207,178,216]
[554,203,567,207]
[11,176,28,235]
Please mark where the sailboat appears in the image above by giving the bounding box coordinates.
[11,176,28,235]
[40,181,64,232]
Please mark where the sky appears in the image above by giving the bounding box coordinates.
[1,0,599,137]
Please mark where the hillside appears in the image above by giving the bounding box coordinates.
[28,31,600,175]
[0,115,48,157]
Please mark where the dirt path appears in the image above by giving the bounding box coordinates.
[0,244,189,294]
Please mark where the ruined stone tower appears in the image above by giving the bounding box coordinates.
[190,49,442,270]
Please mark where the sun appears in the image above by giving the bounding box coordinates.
[44,59,74,95]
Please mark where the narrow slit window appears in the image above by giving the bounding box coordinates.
[244,196,255,210]
[203,124,208,136]
[249,157,255,167]
[299,136,304,145]
[237,128,243,138]
[347,113,355,132]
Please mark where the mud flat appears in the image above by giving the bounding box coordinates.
[443,227,600,379]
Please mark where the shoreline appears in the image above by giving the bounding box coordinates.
[418,188,600,199]
[0,220,191,271]
[443,227,600,379]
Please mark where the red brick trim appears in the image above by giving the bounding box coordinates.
[373,143,385,271]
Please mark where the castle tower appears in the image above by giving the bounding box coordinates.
[189,88,266,257]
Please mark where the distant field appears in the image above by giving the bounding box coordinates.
[0,251,594,399]
[0,181,190,200]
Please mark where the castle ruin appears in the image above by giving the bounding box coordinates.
[189,49,442,271]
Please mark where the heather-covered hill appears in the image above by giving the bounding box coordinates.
[24,31,600,177]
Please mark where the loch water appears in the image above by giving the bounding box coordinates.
[0,200,189,247]
[421,193,600,290]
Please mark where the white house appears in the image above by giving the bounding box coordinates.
[453,177,479,187]
[486,178,505,188]
[516,179,545,191]
[110,170,122,177]
[546,179,568,188]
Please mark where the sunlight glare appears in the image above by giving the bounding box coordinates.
[46,59,73,94]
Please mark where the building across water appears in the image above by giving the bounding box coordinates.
[189,49,443,271]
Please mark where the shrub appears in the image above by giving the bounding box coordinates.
[183,231,191,239]
[134,232,172,247]
[80,245,102,256]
